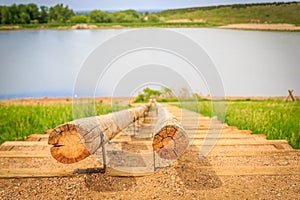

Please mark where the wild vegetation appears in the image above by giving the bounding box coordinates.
[0,102,127,144]
[178,99,300,149]
[134,87,162,103]
[0,2,300,28]
[134,87,300,149]
[158,1,300,25]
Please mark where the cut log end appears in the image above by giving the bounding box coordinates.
[48,123,91,164]
[152,125,189,160]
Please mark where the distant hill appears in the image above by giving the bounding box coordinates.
[157,1,300,25]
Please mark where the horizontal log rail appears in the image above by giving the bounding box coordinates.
[48,104,149,164]
[152,103,189,160]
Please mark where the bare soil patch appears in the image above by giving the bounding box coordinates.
[0,97,133,105]
[219,23,300,31]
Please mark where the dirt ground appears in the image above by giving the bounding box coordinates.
[219,23,300,31]
[0,148,299,200]
[0,97,134,106]
[0,96,294,106]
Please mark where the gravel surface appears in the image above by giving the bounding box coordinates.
[1,149,300,200]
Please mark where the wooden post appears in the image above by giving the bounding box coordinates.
[48,104,149,164]
[152,103,189,160]
[286,89,296,101]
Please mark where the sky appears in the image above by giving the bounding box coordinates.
[0,0,298,11]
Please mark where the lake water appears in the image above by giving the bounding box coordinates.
[0,28,299,99]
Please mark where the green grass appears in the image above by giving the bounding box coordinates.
[158,2,300,26]
[0,22,211,31]
[178,99,300,149]
[0,102,128,144]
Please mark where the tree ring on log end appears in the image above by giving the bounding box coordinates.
[48,123,91,164]
[153,125,189,160]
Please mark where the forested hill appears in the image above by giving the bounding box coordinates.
[0,2,299,27]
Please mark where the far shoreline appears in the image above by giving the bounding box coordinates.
[0,96,298,105]
[1,23,300,32]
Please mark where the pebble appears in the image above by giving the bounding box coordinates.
[48,178,54,182]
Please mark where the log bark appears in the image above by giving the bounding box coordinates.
[48,104,149,164]
[152,103,189,160]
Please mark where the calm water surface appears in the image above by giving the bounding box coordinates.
[0,28,299,98]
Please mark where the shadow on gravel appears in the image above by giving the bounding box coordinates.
[84,173,137,192]
[175,149,222,190]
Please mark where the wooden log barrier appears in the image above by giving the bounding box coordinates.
[48,104,149,164]
[152,103,189,160]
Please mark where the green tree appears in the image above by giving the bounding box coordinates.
[89,10,112,23]
[134,93,146,103]
[179,87,191,98]
[113,12,130,23]
[20,12,30,24]
[70,15,88,23]
[143,87,161,99]
[147,14,160,22]
[0,6,2,23]
[18,4,30,24]
[39,6,48,23]
[9,4,19,24]
[26,3,39,21]
[113,9,142,23]
[134,87,162,103]
[161,87,173,97]
[122,9,141,19]
[48,4,74,23]
[1,6,12,24]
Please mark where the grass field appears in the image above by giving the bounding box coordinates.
[158,2,300,25]
[0,102,126,144]
[178,99,300,149]
[1,99,299,149]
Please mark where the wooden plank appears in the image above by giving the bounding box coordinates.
[110,135,132,142]
[184,127,228,131]
[0,151,51,158]
[0,167,154,178]
[26,134,49,141]
[191,139,290,146]
[185,129,251,134]
[1,141,49,147]
[0,137,278,151]
[205,149,300,157]
[27,134,49,139]
[113,139,291,147]
[0,145,14,151]
[0,168,74,178]
[188,134,265,139]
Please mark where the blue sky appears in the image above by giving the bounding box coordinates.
[0,0,298,11]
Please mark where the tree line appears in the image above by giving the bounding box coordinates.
[0,4,74,24]
[0,3,161,25]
